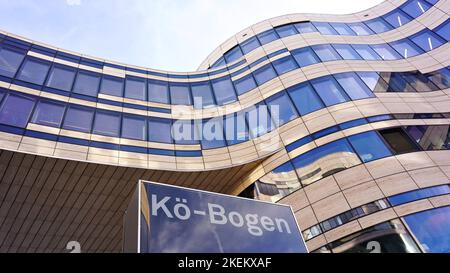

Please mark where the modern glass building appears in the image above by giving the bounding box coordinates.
[0,0,449,252]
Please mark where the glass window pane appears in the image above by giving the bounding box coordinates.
[332,44,361,60]
[291,47,320,66]
[348,131,392,162]
[365,18,393,33]
[257,29,279,45]
[347,22,374,35]
[46,65,76,91]
[294,22,317,33]
[312,22,338,35]
[330,23,356,35]
[148,80,169,104]
[200,117,226,149]
[148,117,172,143]
[16,57,50,85]
[191,81,215,108]
[31,100,65,127]
[62,105,94,133]
[287,82,324,115]
[275,24,298,38]
[211,76,237,105]
[266,91,298,126]
[122,114,146,141]
[370,44,402,60]
[0,93,35,128]
[73,71,100,97]
[334,72,374,100]
[401,0,432,18]
[312,44,342,62]
[125,76,146,100]
[390,38,424,58]
[310,76,349,106]
[410,30,446,52]
[224,111,249,145]
[224,45,243,63]
[246,103,274,138]
[352,44,382,60]
[233,74,257,95]
[211,57,225,68]
[0,46,25,78]
[172,119,199,145]
[100,76,123,97]
[93,110,121,137]
[169,83,191,105]
[253,64,277,85]
[240,36,260,54]
[357,71,390,92]
[379,72,416,92]
[400,71,439,91]
[379,128,419,154]
[272,56,298,74]
[383,9,413,28]
[292,139,360,185]
[434,19,450,41]
[426,68,450,89]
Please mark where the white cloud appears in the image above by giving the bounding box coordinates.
[66,0,81,6]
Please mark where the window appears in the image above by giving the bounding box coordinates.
[410,30,446,52]
[73,71,100,97]
[291,47,320,66]
[46,65,76,91]
[287,82,324,116]
[199,117,226,149]
[312,44,342,62]
[310,76,349,106]
[332,44,361,60]
[380,72,416,92]
[211,57,225,68]
[169,83,191,105]
[334,72,374,100]
[246,103,274,138]
[16,57,50,85]
[100,76,124,97]
[352,44,381,60]
[330,23,356,35]
[390,38,424,58]
[93,110,121,137]
[426,68,450,89]
[172,119,199,145]
[294,22,317,33]
[400,71,439,91]
[357,71,390,92]
[347,22,374,35]
[383,9,413,28]
[211,77,237,106]
[275,24,298,38]
[347,131,392,162]
[257,29,279,45]
[122,114,146,141]
[0,46,25,78]
[434,19,450,41]
[292,138,360,185]
[253,64,277,85]
[191,81,215,108]
[224,45,243,63]
[379,128,419,154]
[233,74,257,95]
[370,44,402,60]
[312,22,338,35]
[364,18,393,33]
[240,36,260,54]
[148,117,172,143]
[272,56,298,75]
[266,91,298,126]
[388,185,450,206]
[125,76,146,100]
[148,80,169,104]
[0,93,35,128]
[224,112,249,145]
[62,105,94,133]
[31,100,65,127]
[401,0,432,18]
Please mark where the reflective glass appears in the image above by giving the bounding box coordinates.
[240,37,260,54]
[379,128,419,154]
[287,82,324,115]
[434,19,450,41]
[62,105,94,133]
[365,18,393,33]
[310,76,349,106]
[390,38,424,58]
[347,22,374,35]
[211,57,225,68]
[400,71,439,91]
[256,161,301,202]
[0,93,35,128]
[224,112,249,145]
[224,45,243,63]
[334,72,374,100]
[100,76,124,97]
[380,72,416,92]
[246,103,274,138]
[0,46,25,78]
[147,80,169,104]
[352,44,382,60]
[93,110,121,137]
[266,91,298,126]
[73,71,100,97]
[347,131,392,162]
[357,71,390,92]
[148,117,172,143]
[122,114,146,141]
[169,83,191,105]
[46,65,76,91]
[257,29,279,45]
[370,44,402,60]
[172,119,199,145]
[191,81,215,108]
[275,24,298,38]
[332,44,362,60]
[253,64,277,85]
[294,22,317,33]
[291,47,320,66]
[389,185,450,206]
[330,23,356,35]
[383,9,413,28]
[125,76,146,100]
[31,100,65,127]
[426,68,450,89]
[211,77,237,105]
[199,117,226,149]
[233,74,257,95]
[272,56,298,74]
[312,22,338,35]
[17,57,51,85]
[410,30,446,51]
[311,44,341,62]
[401,0,432,18]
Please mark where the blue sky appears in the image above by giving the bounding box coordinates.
[0,0,383,72]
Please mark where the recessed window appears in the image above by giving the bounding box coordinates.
[272,56,298,75]
[233,74,257,95]
[200,117,226,149]
[312,22,338,35]
[334,72,374,100]
[211,76,237,105]
[246,103,274,138]
[266,91,298,126]
[287,82,324,116]
[294,22,317,33]
[379,72,416,92]
[364,18,393,33]
[383,9,413,28]
[330,23,356,35]
[347,131,392,162]
[312,44,342,62]
[389,38,424,58]
[224,112,249,145]
[240,36,260,54]
[93,110,121,137]
[224,45,243,63]
[253,64,277,85]
[401,0,432,18]
[191,81,215,108]
[125,76,146,101]
[148,117,172,143]
[73,70,101,97]
[275,24,298,38]
[347,22,374,35]
[257,29,279,45]
[62,105,94,133]
[211,57,225,68]
[169,82,191,105]
[425,68,450,89]
[148,79,169,104]
[17,57,51,85]
[410,30,446,52]
[0,93,35,128]
[100,76,124,97]
[379,128,419,154]
[172,119,199,145]
[434,19,450,41]
[46,64,76,91]
[332,44,362,60]
[370,44,402,60]
[31,100,65,127]
[310,75,349,106]
[291,47,320,66]
[400,71,439,91]
[0,46,25,78]
[122,114,146,141]
[352,44,382,60]
[357,71,390,92]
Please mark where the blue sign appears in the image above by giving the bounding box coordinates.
[130,181,308,253]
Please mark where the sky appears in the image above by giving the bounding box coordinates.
[0,0,384,72]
